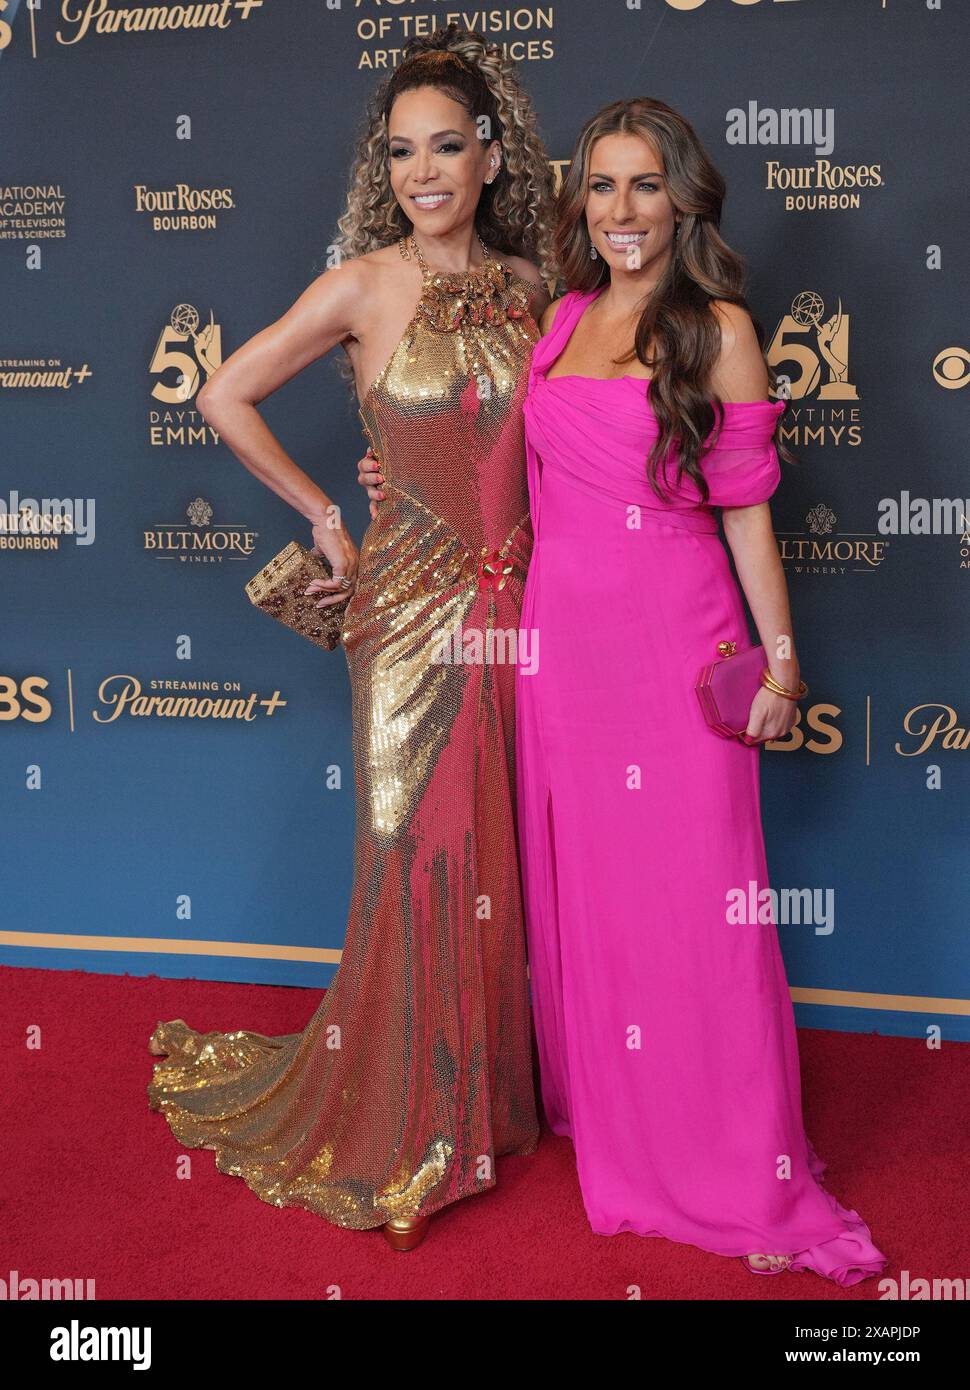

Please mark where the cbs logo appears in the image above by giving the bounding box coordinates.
[0,676,53,722]
[767,703,842,753]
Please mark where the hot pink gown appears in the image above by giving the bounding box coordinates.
[515,286,887,1286]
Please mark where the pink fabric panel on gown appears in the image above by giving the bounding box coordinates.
[515,287,887,1286]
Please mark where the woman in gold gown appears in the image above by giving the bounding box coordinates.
[146,28,555,1249]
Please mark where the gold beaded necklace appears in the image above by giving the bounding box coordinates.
[405,232,493,281]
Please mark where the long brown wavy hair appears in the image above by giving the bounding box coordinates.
[555,97,796,504]
[325,23,557,394]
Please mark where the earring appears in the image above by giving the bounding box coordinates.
[590,243,598,259]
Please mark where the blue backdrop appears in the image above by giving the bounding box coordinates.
[2,0,967,1041]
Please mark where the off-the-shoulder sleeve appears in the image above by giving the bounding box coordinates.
[700,399,786,508]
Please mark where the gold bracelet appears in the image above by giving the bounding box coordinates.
[760,667,808,701]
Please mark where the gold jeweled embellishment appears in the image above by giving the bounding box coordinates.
[419,260,529,332]
[405,232,530,332]
[717,640,737,656]
[478,545,514,594]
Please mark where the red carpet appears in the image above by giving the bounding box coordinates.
[1,965,963,1300]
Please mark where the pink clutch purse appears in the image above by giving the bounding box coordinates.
[695,642,766,744]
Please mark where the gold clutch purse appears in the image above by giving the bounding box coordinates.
[244,540,350,651]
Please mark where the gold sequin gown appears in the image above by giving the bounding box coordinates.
[147,236,542,1229]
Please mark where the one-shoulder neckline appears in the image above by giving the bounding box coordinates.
[545,372,652,386]
[543,374,786,409]
[537,287,785,409]
[543,287,653,386]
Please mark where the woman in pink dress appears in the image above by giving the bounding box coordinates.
[514,99,886,1285]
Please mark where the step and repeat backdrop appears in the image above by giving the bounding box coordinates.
[1,0,967,1039]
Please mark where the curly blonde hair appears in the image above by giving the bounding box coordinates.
[321,23,557,393]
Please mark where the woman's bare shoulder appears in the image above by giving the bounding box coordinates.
[330,241,409,295]
[710,298,771,403]
[497,252,552,317]
[710,298,758,346]
[538,294,570,336]
[309,241,415,343]
[500,251,546,286]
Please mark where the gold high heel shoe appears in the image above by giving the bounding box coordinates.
[382,1215,430,1252]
